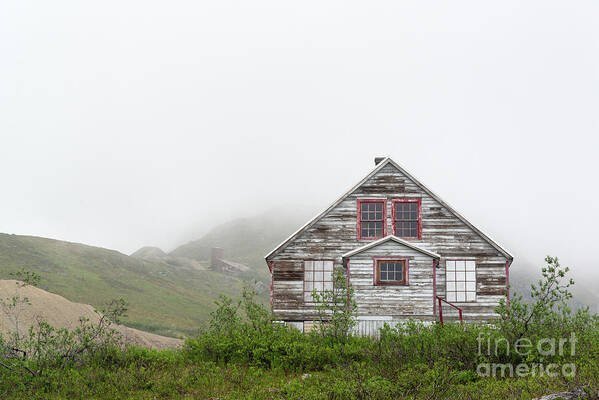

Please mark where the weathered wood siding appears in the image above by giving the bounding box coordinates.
[269,162,508,322]
[347,241,436,319]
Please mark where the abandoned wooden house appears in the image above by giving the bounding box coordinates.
[265,157,513,335]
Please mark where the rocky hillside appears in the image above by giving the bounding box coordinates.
[0,280,182,349]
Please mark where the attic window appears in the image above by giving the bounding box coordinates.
[392,198,422,239]
[357,199,386,240]
[304,260,333,302]
[374,259,408,285]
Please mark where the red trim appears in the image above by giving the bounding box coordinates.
[433,259,437,316]
[345,258,350,311]
[391,198,422,240]
[357,198,387,240]
[270,261,274,307]
[505,260,510,308]
[437,296,463,326]
[372,257,409,286]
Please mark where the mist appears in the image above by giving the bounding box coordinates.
[1,1,598,282]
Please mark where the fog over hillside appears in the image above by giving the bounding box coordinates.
[1,2,598,289]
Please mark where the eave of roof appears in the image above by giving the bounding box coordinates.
[264,157,513,267]
[342,235,441,259]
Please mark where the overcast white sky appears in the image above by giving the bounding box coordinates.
[1,1,598,279]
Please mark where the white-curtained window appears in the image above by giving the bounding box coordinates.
[446,260,476,302]
[304,260,333,302]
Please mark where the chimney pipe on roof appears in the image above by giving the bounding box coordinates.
[374,157,386,166]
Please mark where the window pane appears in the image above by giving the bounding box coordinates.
[466,292,476,301]
[466,282,476,292]
[447,292,456,302]
[455,261,466,271]
[465,261,475,271]
[361,221,368,232]
[456,292,466,302]
[446,261,455,271]
[456,282,465,291]
[305,271,313,282]
[323,270,332,281]
[446,272,454,285]
[395,269,402,281]
[374,222,382,235]
[304,261,313,272]
[447,282,456,291]
[466,271,475,281]
[324,282,333,291]
[314,282,324,292]
[456,271,466,281]
[361,203,369,214]
[314,270,323,282]
[305,281,313,292]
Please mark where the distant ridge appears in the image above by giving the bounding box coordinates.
[131,246,168,260]
[170,209,310,280]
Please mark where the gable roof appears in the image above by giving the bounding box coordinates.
[342,235,440,259]
[265,157,513,264]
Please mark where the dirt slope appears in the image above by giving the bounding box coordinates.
[0,280,182,350]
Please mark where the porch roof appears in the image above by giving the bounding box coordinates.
[341,235,441,260]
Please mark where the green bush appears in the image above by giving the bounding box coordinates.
[2,257,599,399]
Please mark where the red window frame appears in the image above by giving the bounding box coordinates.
[392,198,422,240]
[357,199,387,240]
[373,257,409,286]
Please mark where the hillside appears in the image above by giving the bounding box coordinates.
[170,209,310,281]
[0,233,258,337]
[0,280,182,349]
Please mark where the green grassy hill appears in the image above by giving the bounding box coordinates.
[0,233,258,337]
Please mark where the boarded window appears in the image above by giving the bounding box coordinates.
[375,259,407,285]
[446,260,476,302]
[358,199,385,239]
[304,260,334,302]
[392,198,421,239]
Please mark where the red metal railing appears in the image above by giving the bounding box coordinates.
[436,296,463,326]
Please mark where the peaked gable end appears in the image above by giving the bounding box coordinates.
[265,158,512,265]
